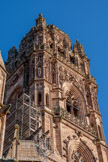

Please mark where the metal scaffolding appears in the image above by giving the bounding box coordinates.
[3,93,41,155]
[3,93,53,162]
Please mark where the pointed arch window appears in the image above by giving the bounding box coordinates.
[66,97,79,117]
[52,73,56,84]
[46,93,49,107]
[38,92,42,106]
[66,99,71,114]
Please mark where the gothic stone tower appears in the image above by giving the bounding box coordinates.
[0,51,7,158]
[4,14,108,161]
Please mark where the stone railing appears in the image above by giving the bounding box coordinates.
[53,107,96,136]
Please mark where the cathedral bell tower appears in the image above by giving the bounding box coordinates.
[3,14,108,161]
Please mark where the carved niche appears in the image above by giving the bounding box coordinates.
[91,86,99,111]
[36,56,43,78]
[51,58,57,84]
[44,57,50,81]
[30,59,35,82]
[85,84,93,107]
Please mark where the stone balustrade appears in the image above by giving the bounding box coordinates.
[53,107,96,136]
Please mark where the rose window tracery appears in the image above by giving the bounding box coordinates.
[67,140,96,162]
[71,151,85,162]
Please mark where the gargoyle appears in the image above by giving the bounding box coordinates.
[0,103,11,117]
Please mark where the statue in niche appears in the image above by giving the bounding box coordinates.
[45,66,48,80]
[37,66,42,77]
[44,58,50,80]
[91,86,99,111]
[85,85,92,107]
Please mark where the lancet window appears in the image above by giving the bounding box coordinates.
[38,92,42,106]
[46,93,49,107]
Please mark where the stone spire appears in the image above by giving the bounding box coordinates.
[0,50,6,70]
[36,13,47,29]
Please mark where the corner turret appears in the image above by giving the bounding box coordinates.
[5,46,18,74]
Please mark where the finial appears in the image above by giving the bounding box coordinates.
[39,13,43,18]
[76,39,79,43]
[36,13,46,28]
[12,45,15,48]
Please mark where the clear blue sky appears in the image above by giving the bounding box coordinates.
[0,0,108,144]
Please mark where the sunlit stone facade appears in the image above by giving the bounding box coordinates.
[2,14,108,162]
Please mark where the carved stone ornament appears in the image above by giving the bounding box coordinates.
[44,57,50,80]
[58,65,85,93]
[37,67,42,77]
[0,103,11,117]
[71,150,85,162]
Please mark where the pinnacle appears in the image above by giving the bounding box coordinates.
[36,13,46,27]
[39,13,43,18]
[76,39,79,43]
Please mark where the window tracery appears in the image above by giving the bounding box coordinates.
[71,151,85,162]
[66,95,79,117]
[65,137,96,162]
[85,85,92,107]
[64,83,87,122]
